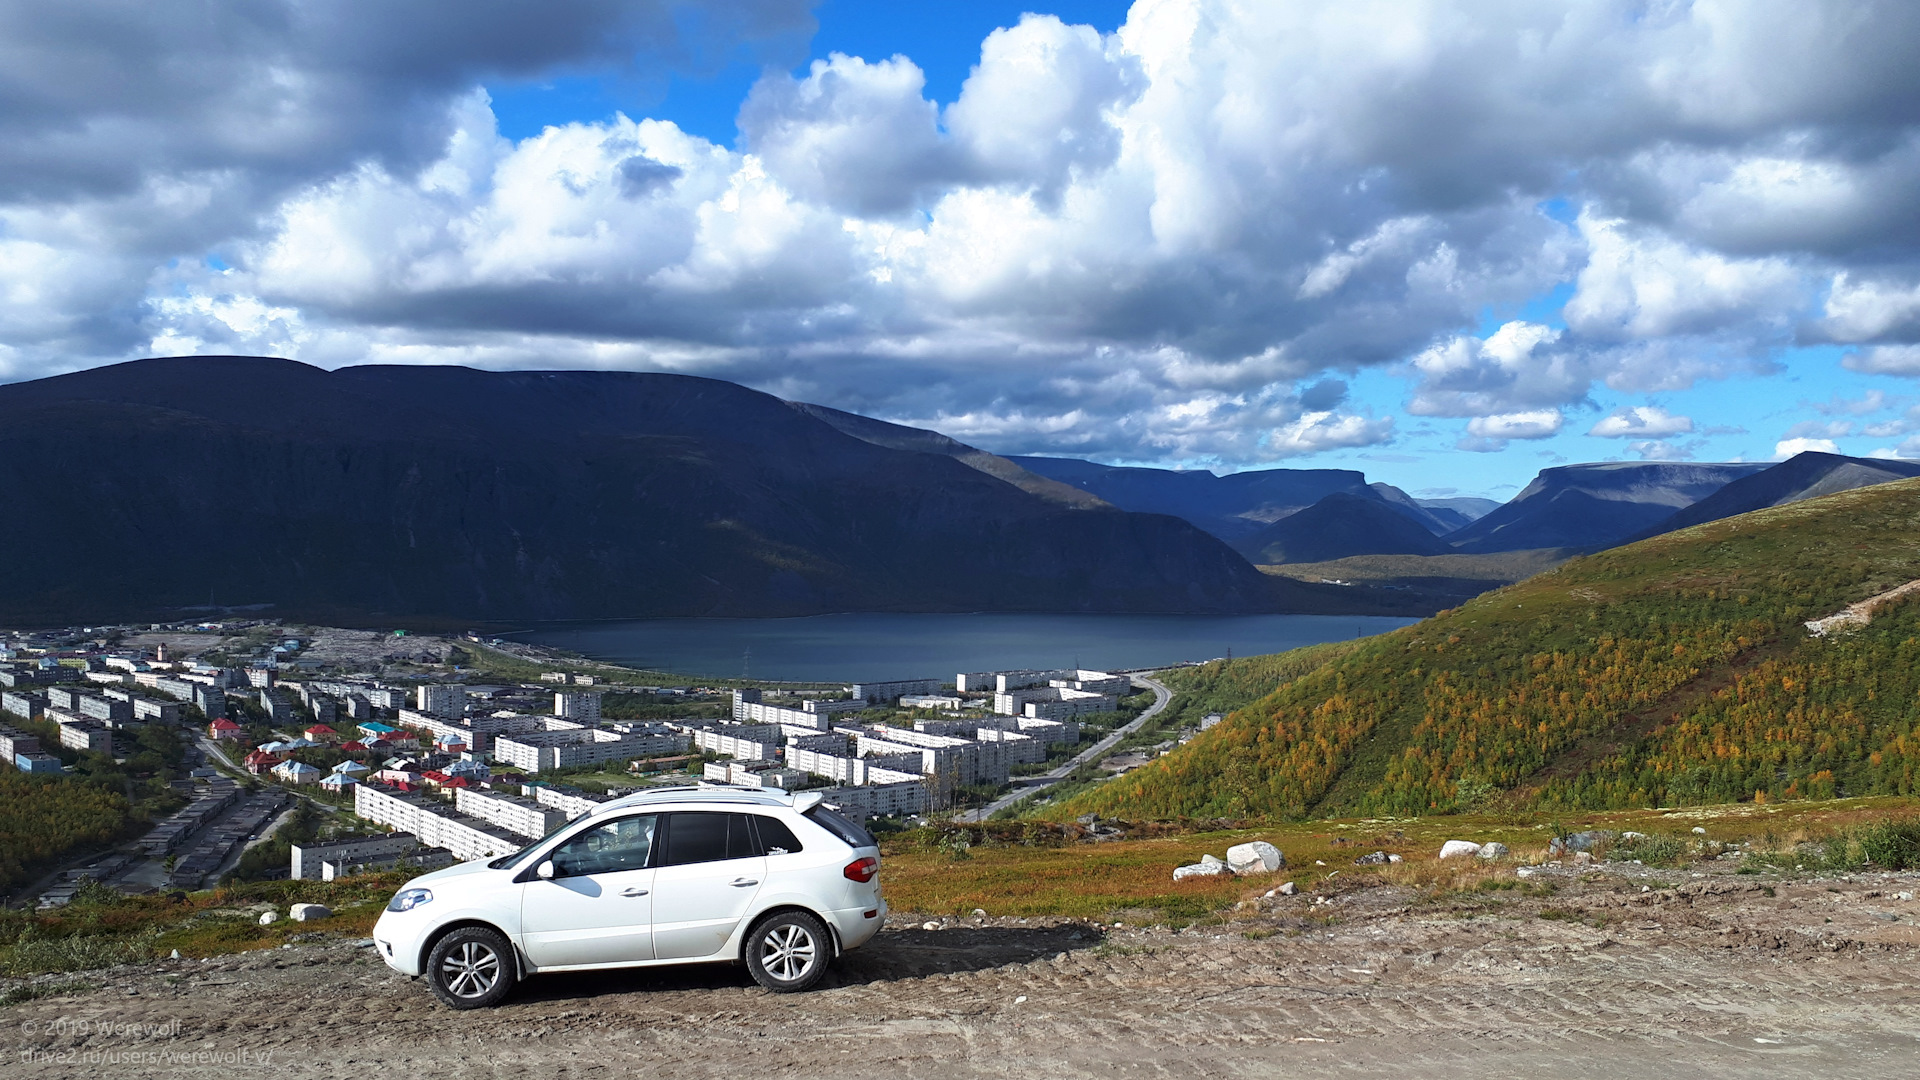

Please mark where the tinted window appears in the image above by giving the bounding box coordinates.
[805,806,875,848]
[752,815,804,856]
[547,814,656,877]
[660,812,759,866]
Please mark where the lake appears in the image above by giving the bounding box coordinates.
[505,612,1419,683]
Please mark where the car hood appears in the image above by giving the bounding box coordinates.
[402,857,506,890]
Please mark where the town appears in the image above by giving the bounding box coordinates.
[0,622,1161,906]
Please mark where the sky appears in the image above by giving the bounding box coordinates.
[5,2,1920,499]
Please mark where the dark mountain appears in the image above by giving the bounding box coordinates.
[1415,495,1499,526]
[787,403,1107,510]
[1633,452,1920,541]
[0,356,1386,626]
[1445,462,1769,554]
[1233,492,1456,565]
[1364,483,1473,535]
[1009,456,1427,540]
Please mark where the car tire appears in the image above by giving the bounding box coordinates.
[426,926,517,1010]
[744,910,831,993]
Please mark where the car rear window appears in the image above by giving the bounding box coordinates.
[805,806,875,849]
[751,815,804,856]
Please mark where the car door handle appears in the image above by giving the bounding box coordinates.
[729,878,759,887]
[620,888,649,897]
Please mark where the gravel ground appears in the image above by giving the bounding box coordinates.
[8,863,1919,1078]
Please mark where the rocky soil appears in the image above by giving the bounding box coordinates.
[8,862,1920,1078]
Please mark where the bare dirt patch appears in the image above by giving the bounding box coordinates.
[9,862,1919,1077]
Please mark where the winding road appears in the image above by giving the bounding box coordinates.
[957,673,1172,822]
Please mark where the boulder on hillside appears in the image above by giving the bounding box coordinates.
[1353,851,1403,866]
[1548,830,1614,856]
[1438,840,1483,859]
[1173,857,1232,881]
[290,903,331,922]
[1477,842,1510,860]
[1227,841,1285,875]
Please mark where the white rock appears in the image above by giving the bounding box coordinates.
[1692,827,1707,835]
[1200,854,1225,867]
[257,910,278,926]
[1573,851,1596,865]
[1438,840,1483,860]
[1477,842,1510,860]
[289,903,331,922]
[922,921,939,931]
[1173,861,1232,881]
[169,950,182,960]
[1621,831,1648,841]
[971,908,987,917]
[1278,881,1298,896]
[1388,853,1404,863]
[1226,841,1284,875]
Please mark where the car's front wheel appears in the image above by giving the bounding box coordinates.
[745,910,831,992]
[426,926,517,1009]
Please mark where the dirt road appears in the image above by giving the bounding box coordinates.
[9,863,1920,1078]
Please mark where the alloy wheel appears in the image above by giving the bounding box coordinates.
[759,923,817,982]
[440,940,501,998]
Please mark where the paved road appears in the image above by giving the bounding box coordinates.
[958,674,1172,822]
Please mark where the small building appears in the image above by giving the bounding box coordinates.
[243,750,279,775]
[209,718,244,740]
[15,751,63,774]
[319,772,357,793]
[331,760,370,777]
[339,739,369,754]
[304,724,339,742]
[274,760,322,785]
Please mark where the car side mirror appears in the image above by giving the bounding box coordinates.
[536,860,555,880]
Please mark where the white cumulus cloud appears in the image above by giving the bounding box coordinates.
[1588,405,1694,438]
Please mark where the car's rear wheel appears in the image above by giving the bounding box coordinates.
[426,926,516,1009]
[745,910,830,992]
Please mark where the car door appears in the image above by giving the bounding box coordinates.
[518,813,658,969]
[650,812,768,960]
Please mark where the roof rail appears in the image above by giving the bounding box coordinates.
[589,784,796,815]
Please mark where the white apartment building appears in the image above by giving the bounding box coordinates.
[491,724,689,773]
[454,786,569,839]
[682,722,782,762]
[352,784,520,861]
[554,690,603,723]
[1051,670,1133,696]
[815,781,928,819]
[992,686,1116,719]
[416,684,466,718]
[290,833,424,880]
[849,678,944,703]
[525,784,609,820]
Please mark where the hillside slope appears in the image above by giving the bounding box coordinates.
[1061,477,1920,819]
[0,356,1372,625]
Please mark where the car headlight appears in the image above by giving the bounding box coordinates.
[386,887,433,913]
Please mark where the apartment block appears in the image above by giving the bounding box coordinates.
[553,690,603,723]
[525,784,610,820]
[454,786,568,839]
[814,781,929,819]
[132,697,182,723]
[1,690,45,721]
[291,833,428,880]
[415,684,466,718]
[1051,670,1133,696]
[0,726,42,762]
[351,784,520,862]
[849,678,944,704]
[491,724,689,773]
[56,718,114,753]
[684,723,782,761]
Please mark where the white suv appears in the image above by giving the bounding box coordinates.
[372,787,887,1008]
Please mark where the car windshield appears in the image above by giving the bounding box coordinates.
[487,814,581,871]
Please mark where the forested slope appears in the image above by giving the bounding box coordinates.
[1060,477,1920,819]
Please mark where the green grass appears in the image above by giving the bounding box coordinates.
[1060,478,1920,820]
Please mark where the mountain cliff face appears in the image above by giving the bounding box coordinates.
[1634,452,1920,541]
[1445,462,1769,554]
[1009,457,1438,540]
[0,357,1378,625]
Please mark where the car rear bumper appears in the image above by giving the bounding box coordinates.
[823,898,887,953]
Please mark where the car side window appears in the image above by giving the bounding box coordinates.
[660,812,761,866]
[752,815,804,856]
[547,814,657,878]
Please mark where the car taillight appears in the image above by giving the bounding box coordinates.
[843,856,878,883]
